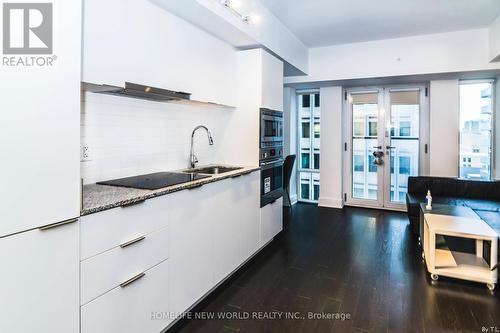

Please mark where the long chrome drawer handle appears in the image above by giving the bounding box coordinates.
[120,272,146,288]
[120,235,146,248]
[39,218,78,231]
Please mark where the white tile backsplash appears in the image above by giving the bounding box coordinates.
[81,92,233,184]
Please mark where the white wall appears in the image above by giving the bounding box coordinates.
[319,87,344,208]
[286,29,500,85]
[489,15,500,62]
[429,80,459,177]
[81,94,234,184]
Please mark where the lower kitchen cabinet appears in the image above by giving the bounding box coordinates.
[260,197,283,247]
[78,170,262,332]
[0,220,79,333]
[168,184,217,318]
[81,260,170,333]
[169,171,261,318]
[212,172,260,284]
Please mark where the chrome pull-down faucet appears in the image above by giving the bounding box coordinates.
[189,125,214,169]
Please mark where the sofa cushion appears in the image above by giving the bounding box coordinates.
[475,210,500,234]
[462,199,500,212]
[456,179,500,200]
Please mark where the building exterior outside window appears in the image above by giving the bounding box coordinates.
[459,82,494,181]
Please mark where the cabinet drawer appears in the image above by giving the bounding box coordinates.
[260,197,283,247]
[80,196,169,260]
[81,260,171,333]
[81,226,169,305]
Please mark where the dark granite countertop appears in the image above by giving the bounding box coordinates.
[81,165,260,216]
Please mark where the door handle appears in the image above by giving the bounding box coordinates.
[373,146,382,149]
[386,146,396,149]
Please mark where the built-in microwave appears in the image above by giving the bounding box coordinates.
[260,108,283,148]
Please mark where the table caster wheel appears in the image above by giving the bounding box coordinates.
[487,283,495,291]
[430,273,439,281]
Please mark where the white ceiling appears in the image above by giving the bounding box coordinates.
[260,0,500,47]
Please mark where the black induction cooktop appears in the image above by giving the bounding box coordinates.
[97,172,210,190]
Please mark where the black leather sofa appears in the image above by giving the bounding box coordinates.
[406,176,500,256]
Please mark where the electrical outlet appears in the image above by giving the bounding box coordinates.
[81,144,92,162]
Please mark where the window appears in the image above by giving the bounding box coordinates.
[314,153,320,170]
[459,81,493,180]
[399,121,411,136]
[368,155,377,173]
[298,92,321,202]
[314,122,320,138]
[302,95,310,108]
[354,155,364,172]
[301,121,310,139]
[301,183,309,200]
[354,121,364,136]
[368,117,377,136]
[399,156,410,175]
[301,152,310,169]
[313,184,320,201]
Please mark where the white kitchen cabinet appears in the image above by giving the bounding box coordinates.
[261,50,284,111]
[80,196,169,260]
[168,184,216,317]
[0,0,81,237]
[80,226,170,305]
[212,172,260,284]
[81,260,170,333]
[0,221,79,333]
[260,197,283,247]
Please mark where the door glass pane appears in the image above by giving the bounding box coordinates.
[389,90,420,203]
[459,82,493,180]
[352,93,379,201]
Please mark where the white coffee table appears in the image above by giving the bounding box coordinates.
[423,213,498,290]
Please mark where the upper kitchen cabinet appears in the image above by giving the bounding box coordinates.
[236,49,284,111]
[82,0,238,107]
[0,0,81,237]
[261,51,284,111]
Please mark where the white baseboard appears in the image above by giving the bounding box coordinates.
[284,193,298,207]
[318,196,344,209]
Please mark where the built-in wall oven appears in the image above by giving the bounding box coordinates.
[260,108,284,207]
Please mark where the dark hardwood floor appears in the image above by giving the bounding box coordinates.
[171,203,500,333]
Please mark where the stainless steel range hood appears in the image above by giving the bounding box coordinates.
[82,82,191,102]
[82,81,235,109]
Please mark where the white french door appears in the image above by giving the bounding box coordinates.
[343,85,429,211]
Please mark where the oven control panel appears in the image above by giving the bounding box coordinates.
[260,146,283,161]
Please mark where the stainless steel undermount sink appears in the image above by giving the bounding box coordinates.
[184,166,243,175]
